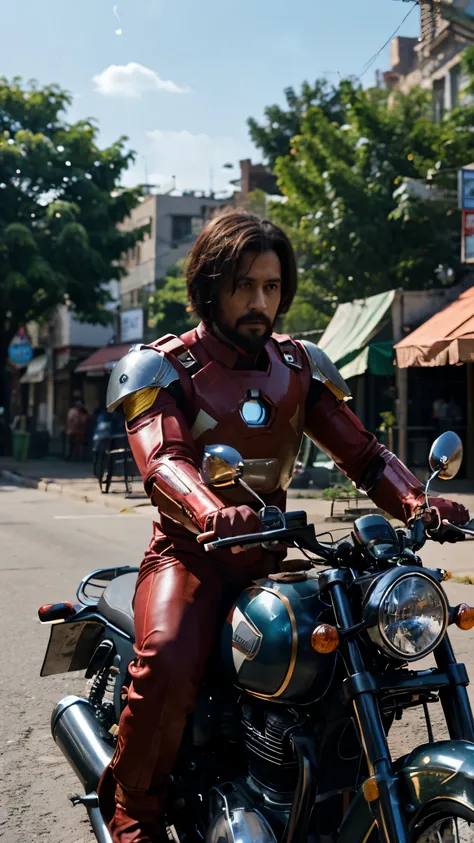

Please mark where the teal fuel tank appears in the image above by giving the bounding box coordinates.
[221,575,337,703]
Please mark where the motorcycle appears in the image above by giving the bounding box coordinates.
[39,430,474,843]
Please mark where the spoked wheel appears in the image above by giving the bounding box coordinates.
[412,808,474,842]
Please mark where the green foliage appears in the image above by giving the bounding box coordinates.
[379,411,396,432]
[248,80,344,168]
[147,261,196,338]
[321,481,359,500]
[0,76,148,354]
[250,71,474,309]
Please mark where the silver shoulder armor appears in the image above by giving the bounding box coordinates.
[299,341,351,401]
[106,345,179,411]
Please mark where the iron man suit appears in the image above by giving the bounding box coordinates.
[101,320,468,836]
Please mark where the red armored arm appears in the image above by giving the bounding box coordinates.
[126,387,261,542]
[304,388,468,526]
[126,388,227,532]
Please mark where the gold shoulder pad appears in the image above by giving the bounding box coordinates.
[123,387,160,423]
[299,341,351,401]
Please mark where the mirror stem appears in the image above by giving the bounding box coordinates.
[239,478,266,510]
[425,469,441,509]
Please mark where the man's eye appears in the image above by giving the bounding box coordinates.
[238,281,252,290]
[267,283,280,291]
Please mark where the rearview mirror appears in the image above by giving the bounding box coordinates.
[429,431,463,481]
[201,444,244,488]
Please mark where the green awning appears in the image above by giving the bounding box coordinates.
[319,290,396,379]
[338,341,394,380]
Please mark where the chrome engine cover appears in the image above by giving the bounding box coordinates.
[205,806,277,843]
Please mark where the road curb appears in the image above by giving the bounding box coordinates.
[0,468,150,512]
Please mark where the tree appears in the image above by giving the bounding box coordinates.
[250,56,474,315]
[248,79,344,169]
[147,261,195,339]
[0,77,148,408]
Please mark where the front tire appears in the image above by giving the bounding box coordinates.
[411,803,474,842]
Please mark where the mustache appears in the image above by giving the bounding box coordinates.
[235,313,272,329]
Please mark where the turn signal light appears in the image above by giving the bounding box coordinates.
[311,624,339,654]
[455,604,474,631]
[363,776,379,803]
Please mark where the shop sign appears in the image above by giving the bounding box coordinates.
[462,210,474,263]
[121,309,144,343]
[458,165,474,210]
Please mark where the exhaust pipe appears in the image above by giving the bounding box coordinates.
[52,696,114,843]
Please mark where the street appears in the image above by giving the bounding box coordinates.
[2,481,474,842]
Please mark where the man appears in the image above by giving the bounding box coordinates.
[102,211,468,843]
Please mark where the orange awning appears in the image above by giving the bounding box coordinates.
[75,343,133,375]
[395,287,474,368]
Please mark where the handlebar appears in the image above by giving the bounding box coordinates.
[199,512,337,563]
[197,510,474,562]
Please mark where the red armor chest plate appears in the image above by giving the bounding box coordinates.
[186,343,309,497]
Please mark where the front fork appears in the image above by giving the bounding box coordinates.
[330,579,410,843]
[434,635,474,742]
[329,577,474,843]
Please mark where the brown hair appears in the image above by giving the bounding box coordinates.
[186,210,297,322]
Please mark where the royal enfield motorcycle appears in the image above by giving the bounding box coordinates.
[39,431,474,843]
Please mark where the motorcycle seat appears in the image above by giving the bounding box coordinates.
[97,572,138,637]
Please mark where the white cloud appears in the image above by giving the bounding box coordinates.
[122,130,250,194]
[92,63,189,98]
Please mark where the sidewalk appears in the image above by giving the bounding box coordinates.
[0,455,150,511]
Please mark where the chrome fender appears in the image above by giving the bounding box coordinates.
[337,740,474,843]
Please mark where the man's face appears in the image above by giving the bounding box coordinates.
[216,250,282,353]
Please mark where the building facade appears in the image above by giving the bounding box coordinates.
[380,0,474,117]
[120,192,229,311]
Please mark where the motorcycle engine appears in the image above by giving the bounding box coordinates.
[241,700,299,797]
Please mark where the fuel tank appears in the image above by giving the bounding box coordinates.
[221,574,337,703]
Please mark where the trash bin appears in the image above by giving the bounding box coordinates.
[11,430,31,462]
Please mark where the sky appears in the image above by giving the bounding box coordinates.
[1,0,420,195]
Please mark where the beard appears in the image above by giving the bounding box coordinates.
[216,312,274,355]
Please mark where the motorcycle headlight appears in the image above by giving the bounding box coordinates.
[367,572,448,662]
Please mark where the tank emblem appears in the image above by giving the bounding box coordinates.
[230,606,262,672]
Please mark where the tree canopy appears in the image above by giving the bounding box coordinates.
[248,80,344,169]
[248,55,474,324]
[0,77,147,368]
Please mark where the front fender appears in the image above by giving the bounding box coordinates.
[337,740,474,843]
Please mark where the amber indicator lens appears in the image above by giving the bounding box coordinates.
[455,604,474,630]
[311,624,339,654]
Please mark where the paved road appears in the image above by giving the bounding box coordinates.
[1,482,474,842]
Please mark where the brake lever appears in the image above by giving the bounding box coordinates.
[441,519,474,538]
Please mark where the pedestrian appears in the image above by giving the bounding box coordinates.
[65,400,85,461]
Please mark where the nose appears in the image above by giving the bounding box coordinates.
[249,287,267,313]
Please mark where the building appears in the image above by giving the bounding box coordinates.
[73,191,229,402]
[18,286,119,452]
[231,159,279,200]
[120,192,229,314]
[395,284,474,480]
[380,0,474,118]
[315,279,473,472]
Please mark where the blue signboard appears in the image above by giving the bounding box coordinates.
[8,337,33,366]
[458,166,474,210]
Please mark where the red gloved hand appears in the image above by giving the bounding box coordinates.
[202,505,262,554]
[423,497,469,543]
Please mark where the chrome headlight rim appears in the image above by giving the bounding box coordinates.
[365,569,448,662]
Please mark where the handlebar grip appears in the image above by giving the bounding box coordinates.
[197,530,216,544]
